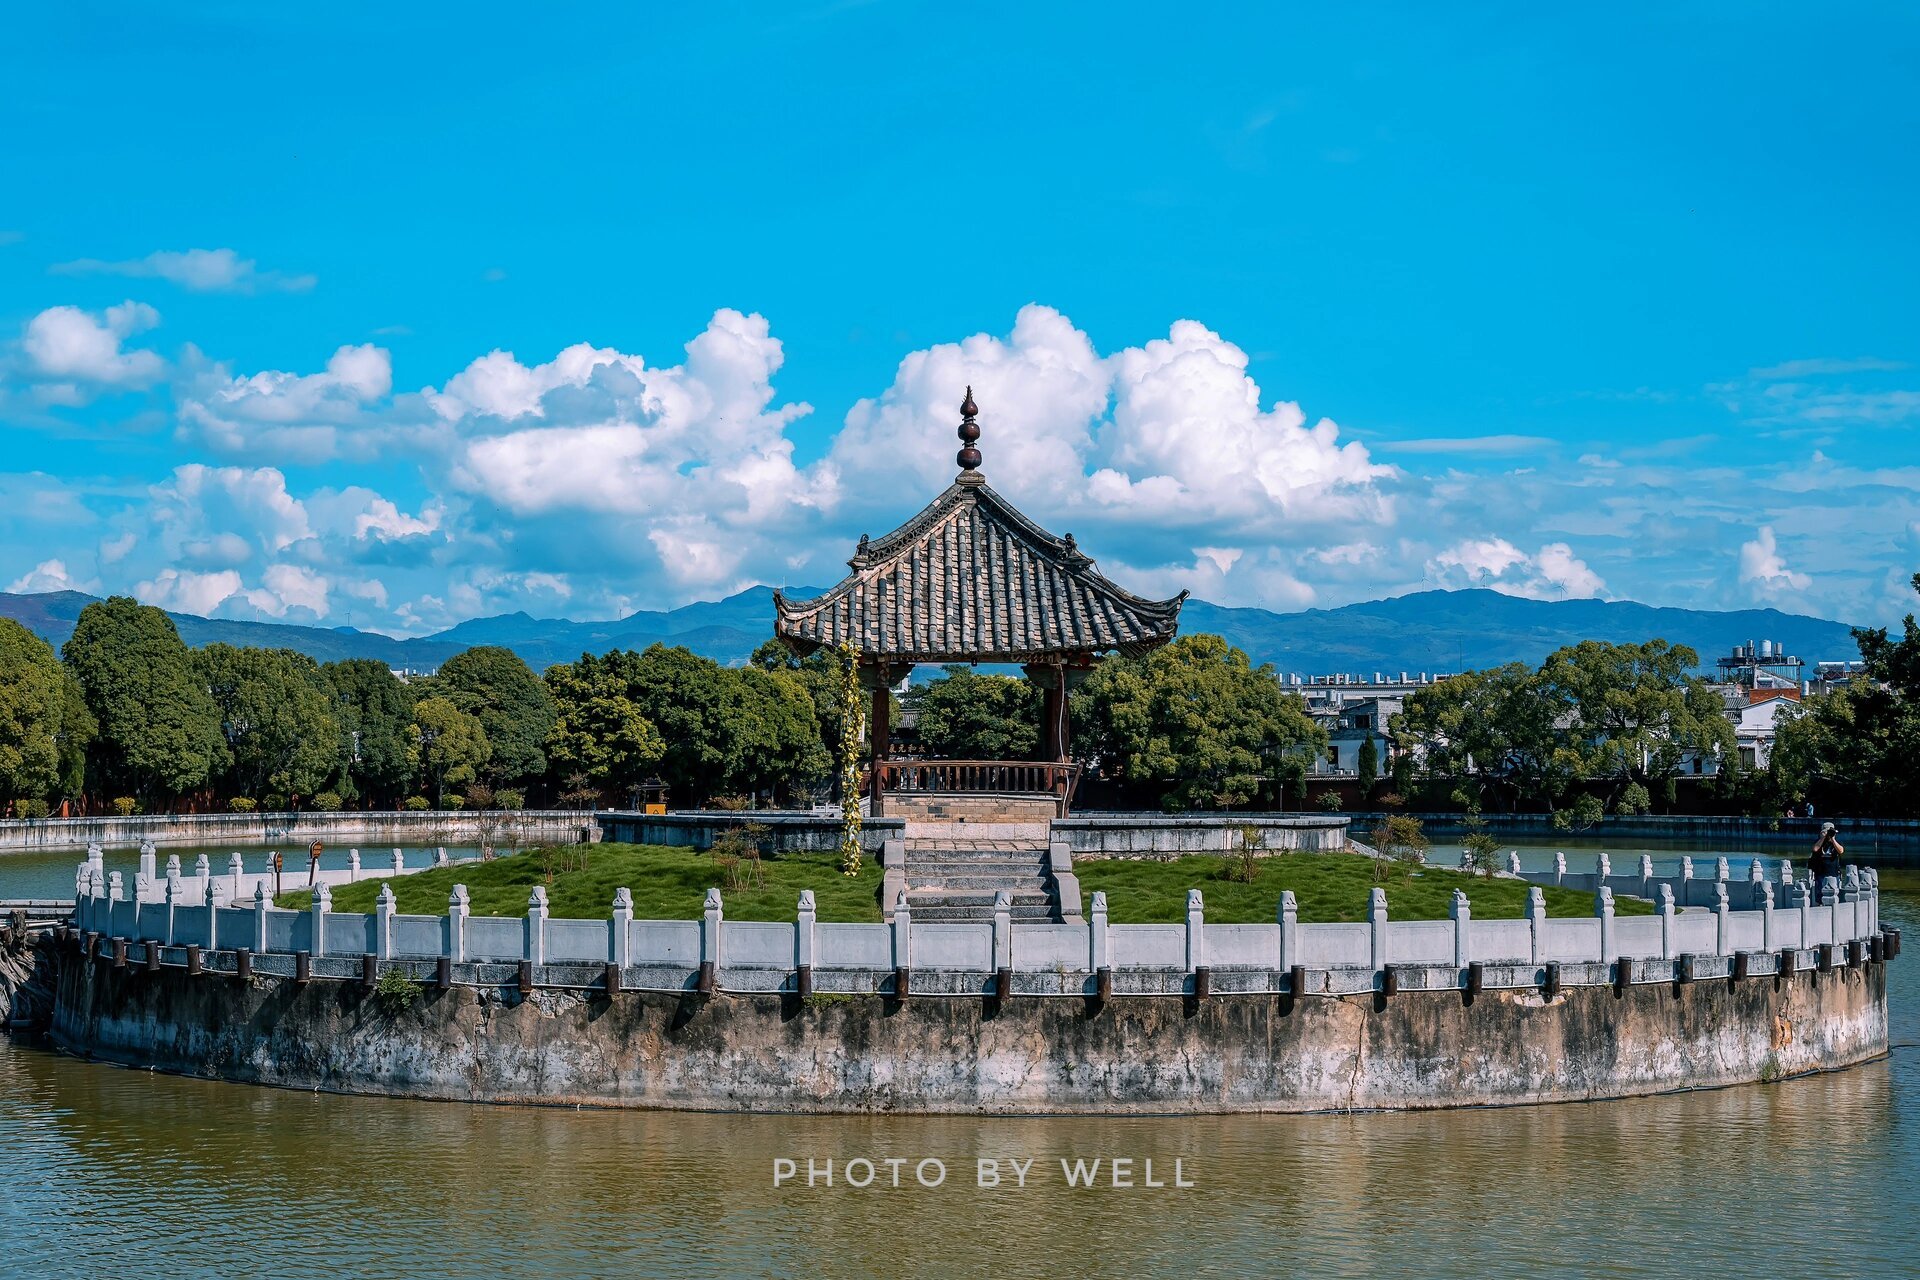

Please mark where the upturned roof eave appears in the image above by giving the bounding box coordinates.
[771,464,1186,662]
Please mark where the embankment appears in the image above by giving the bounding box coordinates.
[51,950,1888,1114]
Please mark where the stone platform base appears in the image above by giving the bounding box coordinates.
[51,953,1887,1114]
[882,793,1062,823]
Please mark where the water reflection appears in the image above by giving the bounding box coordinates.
[0,1035,1907,1278]
[0,877,1912,1278]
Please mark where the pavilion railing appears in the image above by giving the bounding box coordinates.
[876,759,1079,805]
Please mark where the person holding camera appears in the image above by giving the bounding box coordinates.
[1809,822,1845,904]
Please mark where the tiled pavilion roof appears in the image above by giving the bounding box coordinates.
[774,391,1185,666]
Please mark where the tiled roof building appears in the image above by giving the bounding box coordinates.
[774,389,1186,814]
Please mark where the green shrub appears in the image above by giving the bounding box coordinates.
[1367,814,1430,884]
[372,965,422,1014]
[1615,783,1653,816]
[440,795,466,810]
[13,798,50,820]
[494,788,525,810]
[312,791,344,812]
[1552,794,1605,831]
[711,822,770,892]
[1460,832,1502,878]
[111,796,138,817]
[1225,824,1266,884]
[1315,790,1343,812]
[262,792,289,812]
[228,797,258,814]
[404,796,431,811]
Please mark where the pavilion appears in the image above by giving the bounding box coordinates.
[774,389,1186,817]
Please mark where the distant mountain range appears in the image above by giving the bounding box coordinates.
[0,586,1869,678]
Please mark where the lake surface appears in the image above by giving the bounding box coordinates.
[0,844,483,902]
[0,848,1913,1278]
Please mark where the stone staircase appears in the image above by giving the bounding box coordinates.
[896,822,1066,923]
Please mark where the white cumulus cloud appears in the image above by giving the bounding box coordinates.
[179,343,396,460]
[1428,538,1607,600]
[1739,525,1812,595]
[135,567,244,616]
[21,301,165,388]
[5,559,95,594]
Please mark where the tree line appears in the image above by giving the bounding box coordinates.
[1387,581,1920,821]
[1768,572,1920,817]
[1387,638,1736,819]
[0,597,829,816]
[21,584,1909,820]
[0,602,1328,816]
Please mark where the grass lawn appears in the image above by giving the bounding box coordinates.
[276,842,884,923]
[1075,851,1656,924]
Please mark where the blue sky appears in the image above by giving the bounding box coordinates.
[3,2,1917,635]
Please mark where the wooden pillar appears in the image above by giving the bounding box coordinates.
[868,667,891,812]
[1025,662,1071,764]
[1057,679,1073,763]
[1041,681,1063,762]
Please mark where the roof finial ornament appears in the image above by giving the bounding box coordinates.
[955,386,983,483]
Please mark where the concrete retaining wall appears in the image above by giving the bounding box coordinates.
[596,809,1351,859]
[597,811,903,855]
[1055,812,1349,858]
[49,944,1890,1114]
[0,811,599,856]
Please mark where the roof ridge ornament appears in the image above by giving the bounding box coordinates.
[955,386,984,485]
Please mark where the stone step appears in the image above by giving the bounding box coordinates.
[902,820,1051,843]
[910,876,1052,892]
[902,840,1052,852]
[906,888,1053,907]
[905,858,1048,875]
[907,902,1056,922]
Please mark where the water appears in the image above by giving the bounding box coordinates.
[0,851,1913,1277]
[0,844,482,902]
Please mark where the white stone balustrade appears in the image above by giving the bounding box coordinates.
[68,854,1889,998]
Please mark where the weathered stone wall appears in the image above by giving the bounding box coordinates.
[1054,813,1350,858]
[596,810,1352,859]
[50,953,1888,1114]
[598,811,903,855]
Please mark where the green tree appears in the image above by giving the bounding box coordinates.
[1356,735,1379,797]
[408,696,491,804]
[324,658,420,805]
[544,654,667,797]
[605,645,737,804]
[908,666,1041,759]
[1774,572,1920,814]
[1538,639,1735,808]
[1074,634,1325,810]
[729,665,833,801]
[0,619,93,805]
[1392,663,1567,812]
[197,644,340,802]
[750,638,844,764]
[62,597,224,802]
[432,646,558,787]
